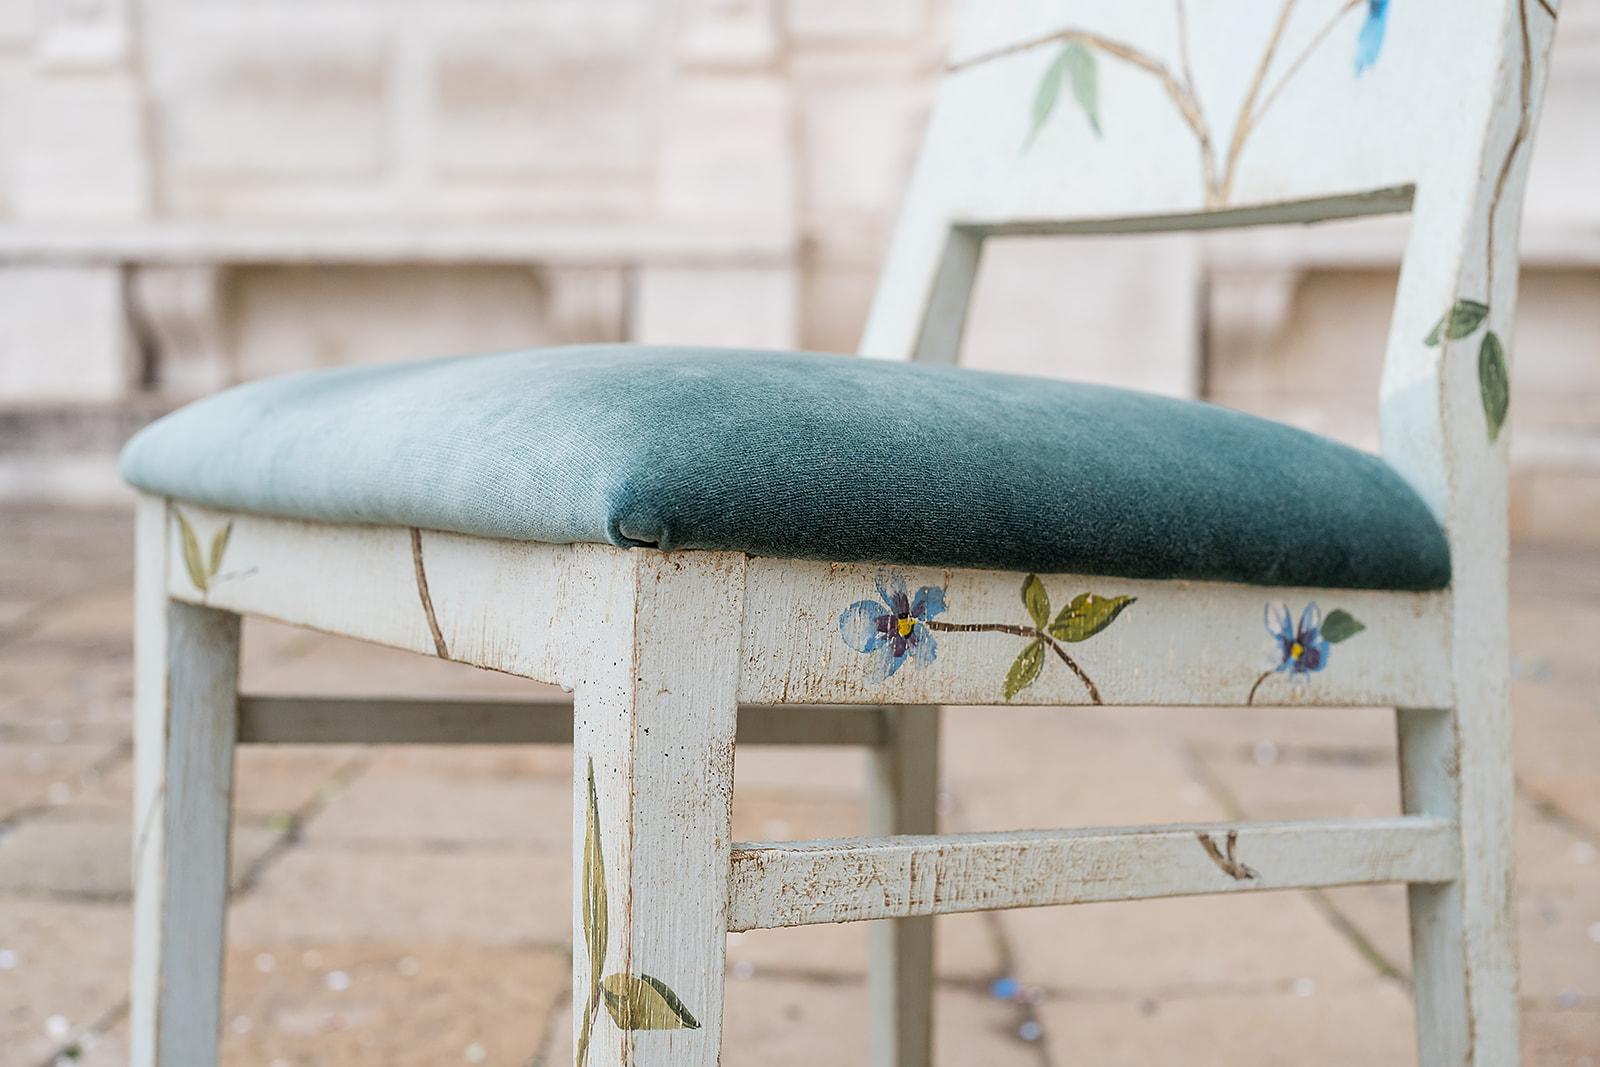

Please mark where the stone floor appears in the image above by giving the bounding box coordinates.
[0,505,1596,1066]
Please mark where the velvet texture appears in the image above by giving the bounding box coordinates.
[121,345,1450,590]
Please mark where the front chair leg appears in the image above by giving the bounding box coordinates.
[571,551,745,1067]
[132,498,241,1067]
[868,706,940,1067]
[1398,704,1520,1066]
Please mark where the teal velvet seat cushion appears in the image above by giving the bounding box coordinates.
[120,345,1450,591]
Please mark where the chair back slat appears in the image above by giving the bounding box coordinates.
[862,0,1559,541]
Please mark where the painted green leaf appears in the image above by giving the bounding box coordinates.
[1024,48,1068,149]
[1024,42,1099,149]
[1321,609,1366,644]
[1423,299,1489,346]
[583,759,608,980]
[208,521,232,578]
[1021,574,1050,630]
[1003,640,1045,701]
[601,972,700,1031]
[1047,593,1135,643]
[175,510,208,593]
[1479,330,1509,442]
[1061,42,1101,137]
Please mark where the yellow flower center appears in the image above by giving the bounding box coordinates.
[1290,641,1304,659]
[896,617,916,638]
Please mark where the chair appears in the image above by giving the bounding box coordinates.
[121,1,1557,1063]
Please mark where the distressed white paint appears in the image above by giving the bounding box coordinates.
[866,707,939,1067]
[164,504,1455,711]
[131,497,240,1067]
[740,559,1452,707]
[848,3,1555,1062]
[572,551,746,1067]
[727,816,1460,931]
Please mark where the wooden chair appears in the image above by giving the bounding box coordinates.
[124,1,1557,1064]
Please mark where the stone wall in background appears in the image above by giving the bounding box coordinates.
[0,0,1595,546]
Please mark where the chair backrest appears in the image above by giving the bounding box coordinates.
[862,0,1559,555]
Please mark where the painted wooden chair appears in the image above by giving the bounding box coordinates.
[121,1,1557,1064]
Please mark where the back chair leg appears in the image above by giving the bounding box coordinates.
[571,552,745,1067]
[867,706,940,1067]
[131,499,241,1067]
[1398,704,1520,1066]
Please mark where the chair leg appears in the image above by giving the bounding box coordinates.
[1398,705,1521,1066]
[867,706,939,1067]
[571,552,744,1067]
[131,501,240,1067]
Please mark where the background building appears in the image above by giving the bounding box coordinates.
[1,0,1597,544]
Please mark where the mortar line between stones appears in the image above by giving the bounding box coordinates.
[230,748,377,898]
[1520,782,1600,846]
[1178,738,1409,985]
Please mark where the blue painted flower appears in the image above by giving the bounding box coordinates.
[1354,0,1389,75]
[839,573,947,680]
[1266,602,1331,676]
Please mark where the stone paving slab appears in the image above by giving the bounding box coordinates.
[999,890,1381,996]
[540,977,1049,1067]
[240,622,548,700]
[1071,702,1400,758]
[3,507,1598,1067]
[1523,1007,1600,1065]
[726,914,1004,984]
[0,647,130,742]
[0,808,283,901]
[943,707,1231,829]
[225,847,573,948]
[301,766,573,849]
[1035,983,1419,1066]
[217,941,566,1066]
[79,746,365,821]
[0,899,130,1067]
[0,742,122,818]
[1191,758,1402,821]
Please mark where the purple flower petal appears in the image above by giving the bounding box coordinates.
[1297,603,1322,645]
[876,573,911,617]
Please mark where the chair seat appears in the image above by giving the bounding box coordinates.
[120,345,1450,590]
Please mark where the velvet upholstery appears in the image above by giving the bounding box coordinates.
[121,345,1450,590]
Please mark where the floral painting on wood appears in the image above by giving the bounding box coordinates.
[840,573,1134,703]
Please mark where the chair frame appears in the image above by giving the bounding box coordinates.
[130,2,1559,1065]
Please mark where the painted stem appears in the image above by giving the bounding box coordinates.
[576,985,599,1067]
[947,25,1218,205]
[409,527,450,659]
[947,0,1372,209]
[1246,668,1274,706]
[927,620,1103,704]
[1215,0,1300,204]
[1249,0,1364,142]
[1485,0,1536,298]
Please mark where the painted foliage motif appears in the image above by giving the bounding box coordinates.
[994,0,1395,210]
[1246,601,1366,703]
[990,0,1556,443]
[576,759,699,1067]
[840,573,1134,703]
[173,508,239,598]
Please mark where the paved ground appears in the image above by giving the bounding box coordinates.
[1,505,1596,1066]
